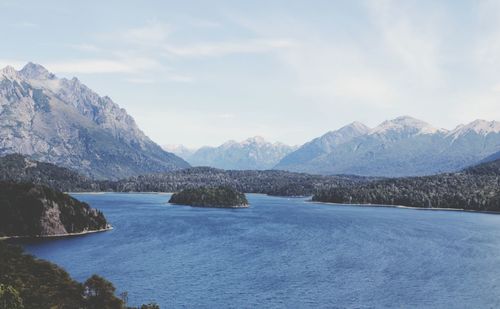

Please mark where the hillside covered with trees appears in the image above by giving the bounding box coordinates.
[106,167,364,196]
[0,242,159,308]
[0,182,108,238]
[312,159,500,211]
[0,154,366,196]
[0,154,98,192]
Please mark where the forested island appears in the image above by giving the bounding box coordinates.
[312,159,500,211]
[0,182,109,238]
[169,186,249,208]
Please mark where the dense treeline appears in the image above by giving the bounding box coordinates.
[0,154,99,191]
[0,182,108,237]
[0,242,159,308]
[169,186,248,208]
[313,162,500,211]
[105,167,362,196]
[0,154,366,196]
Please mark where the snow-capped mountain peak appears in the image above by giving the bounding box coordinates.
[0,62,189,178]
[242,136,267,145]
[188,136,296,170]
[448,120,500,137]
[1,65,20,80]
[19,62,55,80]
[369,116,441,136]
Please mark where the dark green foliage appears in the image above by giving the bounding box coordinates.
[0,284,24,309]
[139,304,160,309]
[0,242,83,309]
[0,154,364,197]
[313,159,500,211]
[464,159,500,176]
[0,154,99,192]
[169,186,248,208]
[109,167,363,197]
[83,275,123,309]
[0,182,108,237]
[0,243,159,308]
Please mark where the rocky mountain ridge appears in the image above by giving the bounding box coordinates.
[183,136,297,170]
[0,62,189,179]
[276,116,500,177]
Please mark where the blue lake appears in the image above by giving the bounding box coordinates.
[20,193,500,308]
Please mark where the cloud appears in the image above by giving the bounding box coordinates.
[122,21,171,46]
[45,58,158,74]
[125,73,194,84]
[70,43,102,53]
[365,0,444,84]
[0,59,28,69]
[164,39,295,57]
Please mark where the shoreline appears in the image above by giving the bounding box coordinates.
[0,225,113,241]
[309,200,500,215]
[68,191,174,195]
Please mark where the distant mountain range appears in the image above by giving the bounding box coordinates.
[166,136,297,170]
[276,116,500,177]
[0,63,189,179]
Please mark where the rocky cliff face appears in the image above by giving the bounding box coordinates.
[0,63,189,179]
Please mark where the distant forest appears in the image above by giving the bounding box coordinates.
[2,153,500,211]
[313,160,500,211]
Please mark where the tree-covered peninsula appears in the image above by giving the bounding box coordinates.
[0,182,109,238]
[312,159,500,211]
[169,186,249,208]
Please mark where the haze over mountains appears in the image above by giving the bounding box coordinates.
[0,63,189,179]
[276,116,500,176]
[2,63,500,179]
[166,136,297,170]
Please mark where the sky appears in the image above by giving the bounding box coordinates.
[1,0,500,148]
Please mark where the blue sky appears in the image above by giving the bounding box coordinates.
[1,0,500,147]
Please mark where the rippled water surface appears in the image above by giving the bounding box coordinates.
[20,193,500,308]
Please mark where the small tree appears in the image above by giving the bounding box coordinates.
[83,274,123,309]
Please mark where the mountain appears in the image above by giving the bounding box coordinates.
[275,116,500,177]
[275,122,370,171]
[162,144,196,160]
[187,136,297,170]
[0,63,189,179]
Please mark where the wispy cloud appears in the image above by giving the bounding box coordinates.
[46,58,158,74]
[121,21,171,46]
[164,39,295,57]
[0,59,28,69]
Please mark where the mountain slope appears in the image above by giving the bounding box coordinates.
[0,63,189,179]
[188,136,296,170]
[0,153,98,192]
[275,116,500,177]
[275,122,370,171]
